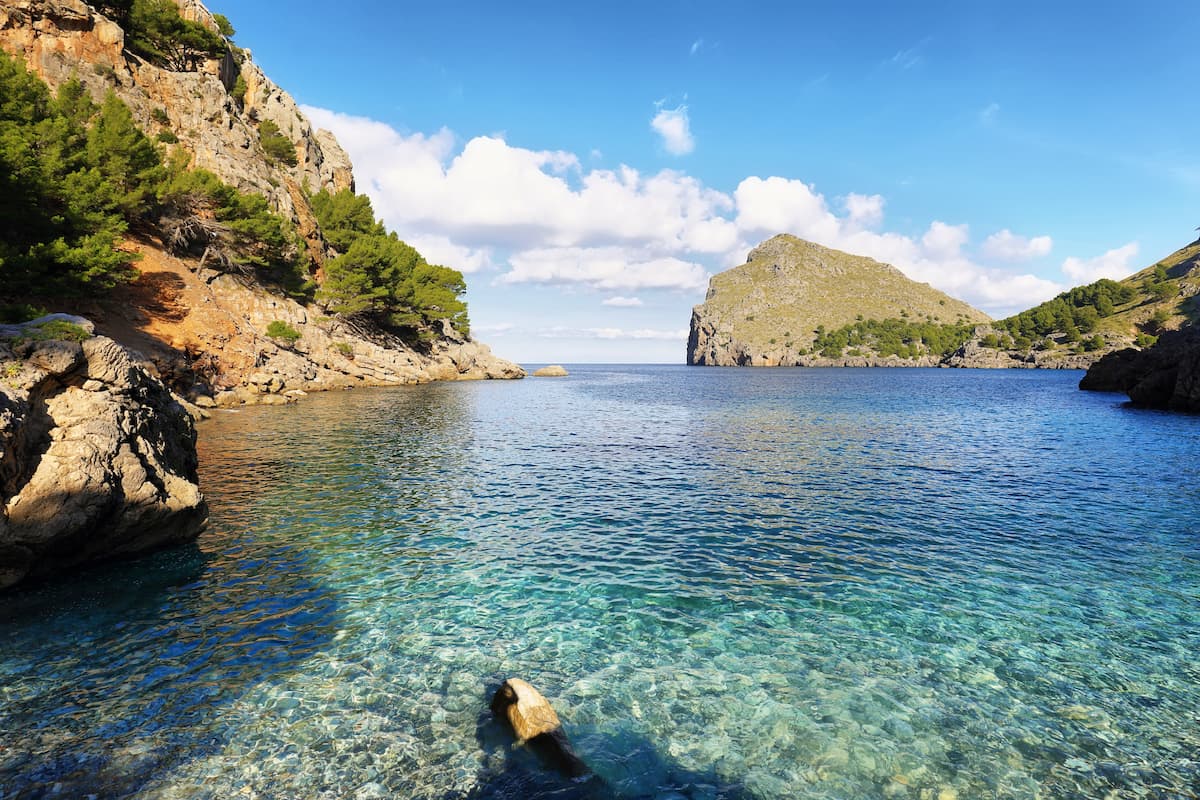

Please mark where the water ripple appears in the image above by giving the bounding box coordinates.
[2,367,1199,799]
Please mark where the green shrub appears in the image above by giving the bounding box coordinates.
[231,73,246,105]
[1083,334,1106,352]
[333,341,353,358]
[212,13,235,38]
[266,320,301,344]
[258,120,297,166]
[5,319,92,343]
[156,130,178,143]
[1135,333,1158,348]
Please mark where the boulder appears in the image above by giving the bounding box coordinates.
[533,365,569,377]
[490,678,590,779]
[0,323,208,590]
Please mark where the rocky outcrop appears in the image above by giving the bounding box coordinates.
[532,365,568,377]
[688,235,990,366]
[0,316,208,590]
[1080,327,1200,411]
[0,0,353,231]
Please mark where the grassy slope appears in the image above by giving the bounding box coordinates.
[705,235,989,350]
[1093,241,1200,336]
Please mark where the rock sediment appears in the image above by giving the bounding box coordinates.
[0,317,208,590]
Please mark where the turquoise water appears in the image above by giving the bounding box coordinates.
[2,366,1199,799]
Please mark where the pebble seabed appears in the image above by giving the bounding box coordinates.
[1,366,1198,799]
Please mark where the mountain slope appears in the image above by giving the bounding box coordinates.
[687,234,990,366]
[0,0,522,400]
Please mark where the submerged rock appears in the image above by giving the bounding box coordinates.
[490,678,590,779]
[0,318,207,590]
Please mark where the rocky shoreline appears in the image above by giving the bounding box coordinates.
[0,316,208,590]
[1080,327,1200,411]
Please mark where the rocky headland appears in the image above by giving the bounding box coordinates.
[1080,326,1200,411]
[0,316,207,590]
[687,235,989,367]
[688,234,1200,371]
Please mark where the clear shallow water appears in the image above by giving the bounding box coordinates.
[2,366,1199,799]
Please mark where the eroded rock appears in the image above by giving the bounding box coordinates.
[0,322,207,590]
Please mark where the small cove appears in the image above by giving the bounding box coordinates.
[2,366,1198,798]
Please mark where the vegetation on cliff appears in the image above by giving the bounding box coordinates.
[310,188,469,337]
[810,318,975,360]
[0,48,470,340]
[94,0,226,70]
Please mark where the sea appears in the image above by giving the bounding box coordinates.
[2,366,1198,799]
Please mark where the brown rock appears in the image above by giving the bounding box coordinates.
[533,365,569,377]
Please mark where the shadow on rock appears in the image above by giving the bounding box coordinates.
[456,681,754,800]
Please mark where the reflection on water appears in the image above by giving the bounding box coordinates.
[2,367,1199,799]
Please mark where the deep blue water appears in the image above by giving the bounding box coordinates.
[2,366,1199,799]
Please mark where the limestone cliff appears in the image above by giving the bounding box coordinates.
[0,0,523,398]
[0,0,352,229]
[0,316,208,590]
[687,235,990,366]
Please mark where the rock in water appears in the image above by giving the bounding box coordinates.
[533,365,569,377]
[490,678,590,779]
[1080,327,1200,412]
[0,320,208,590]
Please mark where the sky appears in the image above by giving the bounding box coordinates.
[212,1,1200,363]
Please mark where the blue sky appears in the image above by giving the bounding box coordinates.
[213,1,1199,363]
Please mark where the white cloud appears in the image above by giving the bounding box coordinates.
[1061,242,1140,284]
[501,247,710,292]
[981,229,1052,262]
[602,296,644,307]
[304,104,1066,316]
[690,38,704,56]
[537,326,688,340]
[404,234,492,273]
[921,221,969,259]
[979,102,1000,125]
[651,105,695,156]
[844,193,885,229]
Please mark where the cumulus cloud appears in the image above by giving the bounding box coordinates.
[405,234,492,273]
[538,326,688,340]
[304,105,1065,315]
[602,296,644,307]
[651,105,695,156]
[1061,242,1140,284]
[501,247,710,292]
[981,229,1053,262]
[844,193,885,229]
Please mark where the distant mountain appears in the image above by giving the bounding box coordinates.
[687,234,989,366]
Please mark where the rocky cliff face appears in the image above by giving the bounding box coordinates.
[1079,327,1200,411]
[0,0,352,230]
[0,0,524,398]
[688,235,990,366]
[0,316,208,590]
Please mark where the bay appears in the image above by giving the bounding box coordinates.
[2,366,1198,799]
